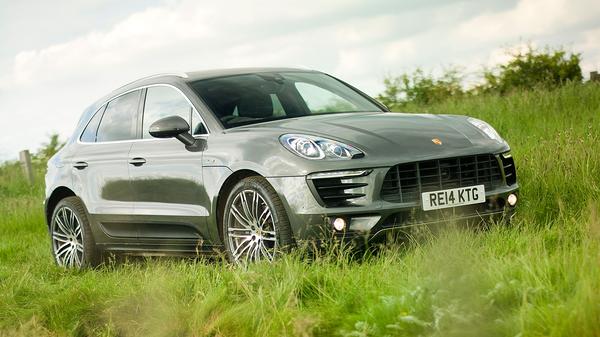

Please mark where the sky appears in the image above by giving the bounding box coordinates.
[1,0,599,161]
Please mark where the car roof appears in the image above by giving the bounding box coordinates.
[117,67,317,92]
[185,67,318,81]
[96,67,318,107]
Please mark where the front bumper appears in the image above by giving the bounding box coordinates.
[267,168,519,241]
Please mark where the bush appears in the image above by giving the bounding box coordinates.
[475,46,582,94]
[378,46,584,108]
[33,133,64,165]
[376,68,464,109]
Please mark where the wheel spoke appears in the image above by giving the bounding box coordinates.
[253,242,261,261]
[52,234,70,244]
[246,242,258,263]
[259,241,274,261]
[68,209,76,229]
[67,248,76,267]
[74,225,82,238]
[228,227,251,233]
[60,208,72,233]
[56,245,71,266]
[257,207,271,227]
[55,216,69,235]
[231,205,252,229]
[52,231,69,239]
[252,191,259,221]
[229,233,252,239]
[239,192,255,222]
[73,250,82,265]
[56,243,70,258]
[262,229,276,236]
[232,238,252,260]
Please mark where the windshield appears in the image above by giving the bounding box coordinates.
[189,71,383,128]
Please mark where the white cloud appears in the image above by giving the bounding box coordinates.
[0,0,599,161]
[457,0,600,41]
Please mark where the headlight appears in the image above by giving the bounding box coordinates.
[467,117,506,143]
[280,134,363,160]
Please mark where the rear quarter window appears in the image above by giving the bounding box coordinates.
[96,90,142,142]
[80,104,107,143]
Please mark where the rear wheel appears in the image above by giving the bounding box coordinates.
[222,176,293,264]
[50,197,100,268]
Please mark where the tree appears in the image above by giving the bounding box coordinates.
[35,134,65,163]
[475,46,582,94]
[376,68,464,109]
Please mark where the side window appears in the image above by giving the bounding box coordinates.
[191,111,208,135]
[80,104,106,143]
[143,86,196,139]
[97,90,141,142]
[295,82,357,113]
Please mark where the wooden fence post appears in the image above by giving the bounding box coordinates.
[591,71,599,82]
[19,150,34,184]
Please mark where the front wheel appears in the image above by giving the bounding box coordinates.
[222,176,293,264]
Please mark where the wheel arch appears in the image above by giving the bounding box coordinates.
[214,169,262,241]
[45,186,77,228]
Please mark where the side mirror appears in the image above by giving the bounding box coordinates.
[149,115,196,146]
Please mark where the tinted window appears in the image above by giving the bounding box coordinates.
[191,111,208,135]
[80,104,106,142]
[295,82,357,113]
[97,90,141,142]
[190,72,381,128]
[142,86,196,139]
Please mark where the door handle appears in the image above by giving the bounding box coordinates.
[128,157,146,167]
[73,161,88,170]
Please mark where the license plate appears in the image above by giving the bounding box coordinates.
[421,185,486,211]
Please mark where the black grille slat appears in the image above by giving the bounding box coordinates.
[312,175,368,207]
[321,193,365,200]
[316,183,367,190]
[381,154,505,204]
[500,154,517,185]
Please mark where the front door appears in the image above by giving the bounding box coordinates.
[128,85,212,250]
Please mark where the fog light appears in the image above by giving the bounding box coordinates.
[507,193,517,207]
[332,217,346,231]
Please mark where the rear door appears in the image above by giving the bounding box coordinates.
[128,85,212,246]
[72,89,143,242]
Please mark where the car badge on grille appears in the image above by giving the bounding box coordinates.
[432,138,442,145]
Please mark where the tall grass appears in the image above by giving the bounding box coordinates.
[0,83,599,336]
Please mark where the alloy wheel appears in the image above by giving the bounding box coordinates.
[226,189,277,263]
[51,206,84,267]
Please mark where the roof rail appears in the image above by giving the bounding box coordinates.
[139,72,189,80]
[114,72,189,93]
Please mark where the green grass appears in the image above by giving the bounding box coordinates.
[1,83,599,336]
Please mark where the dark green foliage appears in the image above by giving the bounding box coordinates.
[377,46,584,109]
[476,46,583,94]
[33,133,65,164]
[377,68,464,109]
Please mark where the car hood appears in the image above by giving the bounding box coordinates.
[230,112,509,164]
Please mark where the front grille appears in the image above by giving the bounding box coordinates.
[312,177,367,207]
[381,154,504,203]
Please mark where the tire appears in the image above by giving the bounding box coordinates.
[221,176,294,263]
[49,196,101,268]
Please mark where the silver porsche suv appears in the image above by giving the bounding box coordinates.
[44,68,518,267]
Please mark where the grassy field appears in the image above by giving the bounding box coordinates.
[1,83,599,337]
